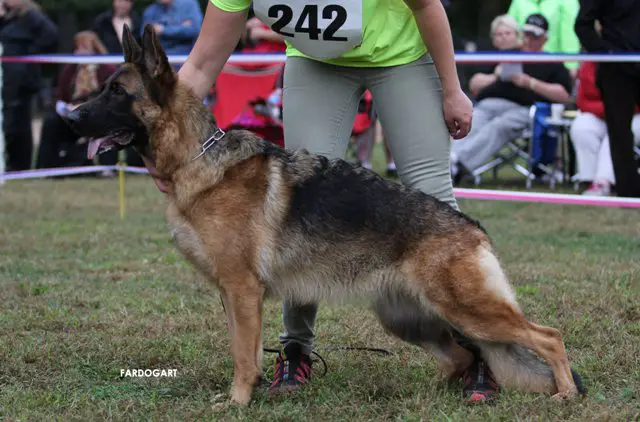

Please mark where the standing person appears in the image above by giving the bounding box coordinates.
[162,0,499,404]
[507,0,581,73]
[569,61,640,196]
[0,0,58,170]
[575,0,640,198]
[141,0,203,57]
[92,0,142,55]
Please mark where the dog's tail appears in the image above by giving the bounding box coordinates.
[477,342,586,394]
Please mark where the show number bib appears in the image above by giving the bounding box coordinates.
[253,0,363,60]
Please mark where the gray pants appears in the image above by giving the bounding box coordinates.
[280,55,458,355]
[450,98,530,171]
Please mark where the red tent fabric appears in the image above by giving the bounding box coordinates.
[211,64,282,129]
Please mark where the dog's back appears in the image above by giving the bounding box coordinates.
[203,134,488,304]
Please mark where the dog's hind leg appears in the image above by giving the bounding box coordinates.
[428,332,476,379]
[374,290,474,379]
[406,242,578,398]
[219,273,264,405]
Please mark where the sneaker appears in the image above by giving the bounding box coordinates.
[462,358,499,404]
[582,182,611,196]
[268,342,312,395]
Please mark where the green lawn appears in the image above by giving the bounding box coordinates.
[1,165,638,421]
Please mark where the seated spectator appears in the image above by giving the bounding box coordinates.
[0,0,58,171]
[468,14,521,98]
[242,15,285,54]
[141,0,203,57]
[570,61,640,196]
[35,31,117,171]
[234,12,285,72]
[450,14,572,182]
[92,0,141,54]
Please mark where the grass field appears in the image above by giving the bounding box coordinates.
[1,164,639,421]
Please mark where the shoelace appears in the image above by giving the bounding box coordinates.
[264,347,329,377]
[219,295,392,379]
[263,345,393,379]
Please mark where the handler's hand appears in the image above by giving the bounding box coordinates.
[443,88,473,139]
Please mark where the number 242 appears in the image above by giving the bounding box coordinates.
[268,4,348,41]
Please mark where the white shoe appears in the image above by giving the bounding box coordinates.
[582,182,611,196]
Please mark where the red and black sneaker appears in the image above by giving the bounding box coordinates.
[268,342,313,395]
[462,358,500,404]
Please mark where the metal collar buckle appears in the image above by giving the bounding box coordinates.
[191,128,226,162]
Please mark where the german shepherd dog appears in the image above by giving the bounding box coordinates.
[65,25,584,405]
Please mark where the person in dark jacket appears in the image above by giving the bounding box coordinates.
[92,0,141,54]
[0,0,58,170]
[575,0,640,197]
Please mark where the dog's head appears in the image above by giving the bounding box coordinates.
[64,24,176,160]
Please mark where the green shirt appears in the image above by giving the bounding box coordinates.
[211,0,427,67]
[507,0,581,69]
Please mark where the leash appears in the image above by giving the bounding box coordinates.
[219,295,392,378]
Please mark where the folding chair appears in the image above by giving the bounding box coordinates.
[468,105,537,186]
[469,103,570,189]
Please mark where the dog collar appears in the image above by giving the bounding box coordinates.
[191,128,226,162]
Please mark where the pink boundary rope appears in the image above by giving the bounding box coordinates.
[454,188,640,209]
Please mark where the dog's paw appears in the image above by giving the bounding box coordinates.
[210,393,230,412]
[230,385,253,405]
[551,389,579,402]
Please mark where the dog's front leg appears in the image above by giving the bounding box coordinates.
[220,274,264,405]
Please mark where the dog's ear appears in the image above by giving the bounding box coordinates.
[141,24,174,85]
[122,24,142,64]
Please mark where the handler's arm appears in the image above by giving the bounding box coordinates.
[177,2,248,99]
[403,0,461,93]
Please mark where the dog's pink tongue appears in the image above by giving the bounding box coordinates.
[153,178,169,194]
[87,138,104,160]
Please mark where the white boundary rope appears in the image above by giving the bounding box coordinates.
[4,166,640,208]
[0,52,639,65]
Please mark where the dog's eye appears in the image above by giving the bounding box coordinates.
[111,84,126,96]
